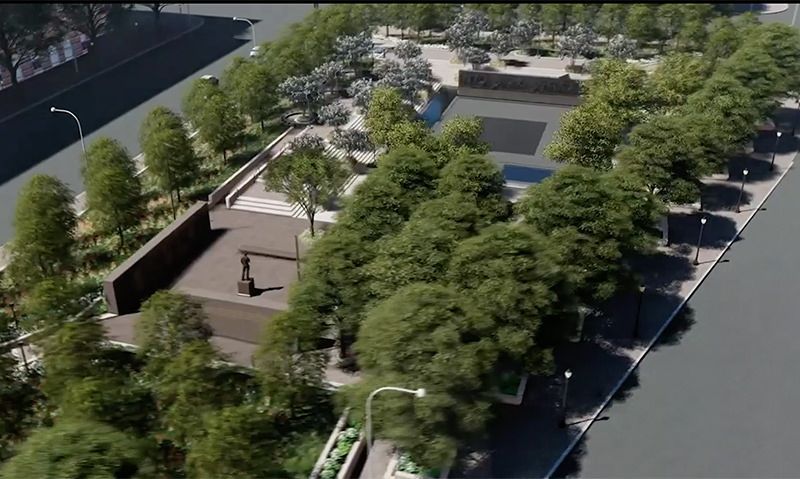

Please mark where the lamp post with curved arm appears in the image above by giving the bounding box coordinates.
[233,16,257,49]
[50,106,85,154]
[366,386,426,479]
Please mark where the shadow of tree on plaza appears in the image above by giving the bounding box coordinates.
[701,182,752,212]
[728,153,782,183]
[668,211,739,250]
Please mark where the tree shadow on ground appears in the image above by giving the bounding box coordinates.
[701,182,752,212]
[551,305,696,479]
[769,107,800,134]
[668,211,739,251]
[728,154,781,183]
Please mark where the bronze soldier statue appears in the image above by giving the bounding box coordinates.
[241,252,251,281]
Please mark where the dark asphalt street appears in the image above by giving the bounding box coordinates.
[0,4,313,244]
[556,160,800,478]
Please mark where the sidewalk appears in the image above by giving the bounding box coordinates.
[459,101,799,478]
[0,10,199,123]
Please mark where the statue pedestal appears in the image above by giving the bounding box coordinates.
[237,278,255,297]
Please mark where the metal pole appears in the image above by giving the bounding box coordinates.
[693,217,707,266]
[735,169,749,213]
[50,107,86,154]
[294,235,301,281]
[9,303,28,374]
[366,387,425,479]
[233,17,256,49]
[793,3,799,27]
[770,132,782,171]
[633,286,645,339]
[558,370,572,428]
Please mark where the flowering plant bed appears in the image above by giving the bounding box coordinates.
[494,371,528,406]
[319,426,360,479]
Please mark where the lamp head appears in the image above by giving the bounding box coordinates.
[778,131,783,138]
[564,369,573,379]
[50,106,55,113]
[639,285,646,293]
[743,169,749,176]
[700,217,707,225]
[415,388,426,398]
[233,16,241,21]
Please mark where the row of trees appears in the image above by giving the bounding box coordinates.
[547,18,800,211]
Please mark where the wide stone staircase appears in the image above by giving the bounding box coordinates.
[230,82,442,222]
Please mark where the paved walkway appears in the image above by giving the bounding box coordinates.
[458,101,799,478]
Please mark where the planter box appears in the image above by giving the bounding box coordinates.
[494,373,529,406]
[337,435,365,479]
[390,452,451,479]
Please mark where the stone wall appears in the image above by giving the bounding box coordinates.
[103,202,211,314]
[457,70,582,106]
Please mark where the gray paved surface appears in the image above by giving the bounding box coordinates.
[0,4,313,244]
[435,96,568,173]
[556,160,800,478]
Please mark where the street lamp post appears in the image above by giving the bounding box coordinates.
[366,386,426,479]
[233,16,257,49]
[693,217,708,266]
[770,131,782,171]
[735,169,749,213]
[558,369,573,428]
[633,285,646,339]
[50,106,86,154]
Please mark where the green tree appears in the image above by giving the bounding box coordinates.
[182,77,221,127]
[747,22,800,97]
[437,116,489,156]
[186,404,284,478]
[38,320,108,405]
[337,173,413,242]
[139,107,198,210]
[7,174,76,287]
[262,149,349,237]
[195,90,246,162]
[21,277,83,330]
[0,418,153,478]
[540,4,574,45]
[83,137,144,249]
[376,145,439,206]
[704,17,740,66]
[617,114,706,206]
[222,57,278,130]
[683,74,759,152]
[447,223,578,367]
[544,99,625,170]
[656,4,686,44]
[650,53,710,110]
[0,351,40,460]
[151,341,231,450]
[353,283,497,469]
[136,291,212,375]
[437,153,509,221]
[583,59,656,126]
[518,166,663,304]
[385,120,436,152]
[254,311,327,418]
[365,86,415,147]
[365,194,491,301]
[715,44,784,118]
[625,4,660,46]
[595,4,629,39]
[0,4,63,86]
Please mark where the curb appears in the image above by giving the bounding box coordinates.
[0,16,205,125]
[544,159,796,478]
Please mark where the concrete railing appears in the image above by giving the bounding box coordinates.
[210,126,297,208]
[310,408,352,479]
[219,127,305,208]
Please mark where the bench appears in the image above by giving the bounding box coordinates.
[238,245,297,261]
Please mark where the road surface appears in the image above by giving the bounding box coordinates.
[0,4,313,245]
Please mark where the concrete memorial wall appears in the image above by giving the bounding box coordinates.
[103,202,212,315]
[457,70,582,106]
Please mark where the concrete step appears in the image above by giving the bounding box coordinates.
[235,196,294,212]
[231,203,299,219]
